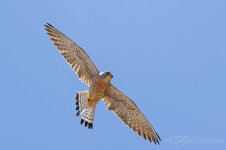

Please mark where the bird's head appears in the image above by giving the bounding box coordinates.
[100,72,113,82]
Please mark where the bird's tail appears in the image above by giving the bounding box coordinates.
[76,91,96,129]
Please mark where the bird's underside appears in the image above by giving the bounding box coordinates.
[45,23,161,144]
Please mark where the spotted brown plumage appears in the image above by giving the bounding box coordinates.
[103,85,161,144]
[45,23,161,144]
[45,23,99,86]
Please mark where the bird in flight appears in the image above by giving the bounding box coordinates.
[45,23,161,144]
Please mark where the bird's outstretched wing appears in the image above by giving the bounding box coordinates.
[45,23,99,86]
[102,85,161,144]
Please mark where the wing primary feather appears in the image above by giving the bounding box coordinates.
[102,85,161,144]
[44,23,100,86]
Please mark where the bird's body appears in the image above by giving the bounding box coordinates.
[88,72,113,106]
[45,23,161,144]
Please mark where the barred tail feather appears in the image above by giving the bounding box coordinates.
[75,91,96,129]
[81,106,96,129]
[76,91,88,116]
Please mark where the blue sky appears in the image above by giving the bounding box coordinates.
[0,0,226,149]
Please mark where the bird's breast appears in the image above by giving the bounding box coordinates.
[89,80,109,101]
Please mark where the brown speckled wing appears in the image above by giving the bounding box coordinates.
[103,85,161,144]
[45,23,99,86]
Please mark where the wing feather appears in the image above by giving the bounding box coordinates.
[45,23,99,86]
[103,85,161,144]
